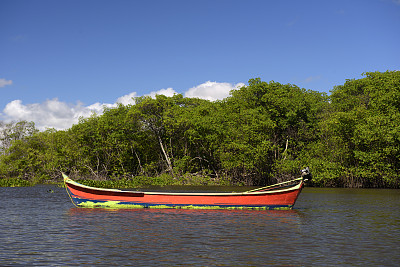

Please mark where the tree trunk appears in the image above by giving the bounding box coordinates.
[158,135,174,176]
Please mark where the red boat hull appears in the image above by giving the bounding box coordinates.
[63,174,305,210]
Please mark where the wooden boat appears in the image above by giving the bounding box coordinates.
[63,168,310,210]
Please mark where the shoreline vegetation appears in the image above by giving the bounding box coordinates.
[1,71,399,188]
[0,173,231,188]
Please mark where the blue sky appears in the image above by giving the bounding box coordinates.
[1,0,399,130]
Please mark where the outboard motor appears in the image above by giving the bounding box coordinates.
[301,167,312,181]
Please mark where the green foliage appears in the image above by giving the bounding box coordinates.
[311,71,400,187]
[0,71,399,188]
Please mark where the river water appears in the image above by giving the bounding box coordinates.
[0,185,399,266]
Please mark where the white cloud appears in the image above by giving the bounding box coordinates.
[0,78,13,88]
[185,81,245,101]
[116,92,138,105]
[0,81,244,131]
[2,99,112,131]
[146,87,177,98]
[115,88,177,105]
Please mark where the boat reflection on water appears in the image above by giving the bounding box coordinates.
[66,206,303,231]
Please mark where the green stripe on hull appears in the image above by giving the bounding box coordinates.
[75,200,293,210]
